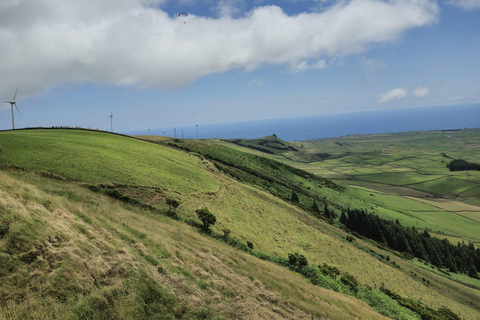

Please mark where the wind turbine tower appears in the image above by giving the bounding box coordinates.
[110,112,113,132]
[3,87,21,130]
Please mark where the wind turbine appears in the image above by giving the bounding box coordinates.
[3,87,21,130]
[110,112,113,132]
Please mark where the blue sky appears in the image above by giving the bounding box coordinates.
[0,0,479,133]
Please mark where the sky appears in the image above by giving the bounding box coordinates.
[0,0,479,133]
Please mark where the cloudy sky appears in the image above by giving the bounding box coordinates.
[0,0,479,132]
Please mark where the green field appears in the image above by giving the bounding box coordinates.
[0,129,219,195]
[218,129,480,246]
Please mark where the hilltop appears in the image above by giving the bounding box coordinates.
[0,128,479,319]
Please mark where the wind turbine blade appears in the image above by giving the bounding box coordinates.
[15,103,22,117]
[13,87,18,100]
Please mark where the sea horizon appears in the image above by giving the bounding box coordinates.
[125,103,480,141]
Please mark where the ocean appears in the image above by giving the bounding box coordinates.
[127,103,480,141]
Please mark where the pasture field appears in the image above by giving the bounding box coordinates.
[0,129,219,195]
[353,172,443,186]
[407,176,480,197]
[219,128,480,246]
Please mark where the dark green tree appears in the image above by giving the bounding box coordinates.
[166,198,180,212]
[195,208,216,232]
[288,252,308,268]
[291,190,299,203]
[339,210,347,225]
[312,200,320,215]
[468,261,479,279]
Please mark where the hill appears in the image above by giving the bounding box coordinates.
[225,135,330,162]
[1,128,479,319]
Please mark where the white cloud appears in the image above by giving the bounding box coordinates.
[0,0,439,100]
[447,0,480,10]
[212,0,244,17]
[376,88,408,103]
[289,59,327,73]
[316,99,329,106]
[412,85,430,97]
[248,78,265,87]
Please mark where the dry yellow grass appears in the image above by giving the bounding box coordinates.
[0,170,390,320]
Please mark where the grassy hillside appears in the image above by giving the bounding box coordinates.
[225,135,329,162]
[1,170,392,320]
[0,129,218,194]
[1,129,479,319]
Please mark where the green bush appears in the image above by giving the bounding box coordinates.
[166,198,180,211]
[318,263,340,279]
[195,208,216,232]
[222,228,231,241]
[288,252,308,268]
[340,273,359,293]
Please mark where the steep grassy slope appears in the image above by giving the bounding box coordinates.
[1,129,479,319]
[1,170,391,320]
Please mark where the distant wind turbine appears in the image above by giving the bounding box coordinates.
[110,112,113,132]
[2,87,21,130]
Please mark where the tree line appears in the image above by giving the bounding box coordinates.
[340,208,480,278]
[447,159,480,171]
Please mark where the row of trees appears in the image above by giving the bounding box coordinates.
[447,159,480,171]
[340,208,480,278]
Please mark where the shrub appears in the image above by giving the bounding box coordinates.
[318,263,340,279]
[247,241,254,250]
[0,221,10,239]
[166,198,180,212]
[195,208,216,232]
[288,252,308,268]
[164,209,180,220]
[222,228,231,241]
[346,235,355,242]
[88,184,100,192]
[291,190,299,203]
[340,273,359,293]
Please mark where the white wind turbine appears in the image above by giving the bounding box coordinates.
[3,87,22,130]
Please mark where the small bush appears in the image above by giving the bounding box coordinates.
[164,210,180,220]
[346,235,355,242]
[318,263,340,279]
[166,198,180,212]
[288,252,308,268]
[222,228,231,241]
[195,208,216,232]
[88,185,100,192]
[0,221,10,239]
[340,273,359,293]
[247,241,254,250]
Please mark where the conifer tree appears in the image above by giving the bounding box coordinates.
[291,190,299,202]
